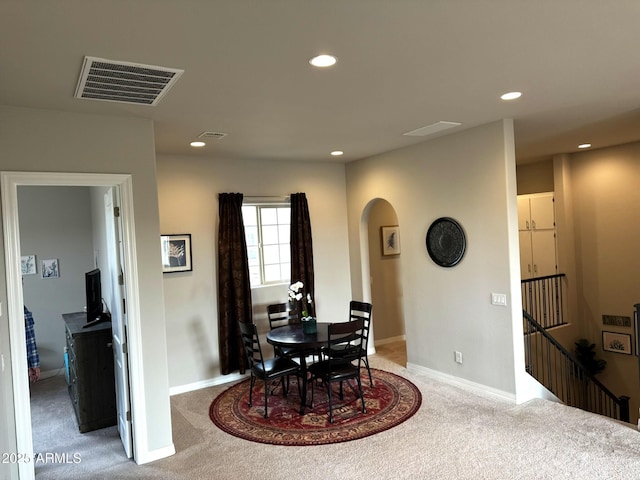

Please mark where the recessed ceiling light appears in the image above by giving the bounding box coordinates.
[309,54,337,68]
[190,141,206,148]
[500,91,522,100]
[331,150,344,156]
[578,143,592,149]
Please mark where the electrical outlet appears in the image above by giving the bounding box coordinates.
[455,351,463,364]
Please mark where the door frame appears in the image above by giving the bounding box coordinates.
[1,171,142,479]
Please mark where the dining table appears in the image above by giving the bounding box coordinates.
[266,322,345,414]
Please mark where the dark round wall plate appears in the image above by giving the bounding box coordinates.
[426,217,466,267]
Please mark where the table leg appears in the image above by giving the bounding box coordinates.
[299,353,307,414]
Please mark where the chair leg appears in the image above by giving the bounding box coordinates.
[248,375,255,407]
[356,375,366,414]
[263,380,269,419]
[327,381,334,423]
[364,356,374,387]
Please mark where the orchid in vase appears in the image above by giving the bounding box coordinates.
[288,281,313,320]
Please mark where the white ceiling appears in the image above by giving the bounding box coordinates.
[2,1,640,165]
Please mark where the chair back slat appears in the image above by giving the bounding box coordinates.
[267,302,300,329]
[328,318,365,367]
[239,321,264,370]
[349,300,372,349]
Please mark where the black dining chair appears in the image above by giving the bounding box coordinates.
[238,321,301,418]
[322,301,374,387]
[308,318,367,423]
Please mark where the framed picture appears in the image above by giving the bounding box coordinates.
[21,255,36,275]
[41,258,59,279]
[161,234,192,273]
[602,331,632,355]
[381,225,401,256]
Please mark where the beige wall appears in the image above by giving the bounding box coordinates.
[367,199,404,343]
[156,154,352,390]
[567,142,640,422]
[516,159,554,195]
[346,120,523,396]
[0,106,173,468]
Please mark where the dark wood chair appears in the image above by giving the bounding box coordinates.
[322,301,374,387]
[309,318,367,423]
[238,321,300,418]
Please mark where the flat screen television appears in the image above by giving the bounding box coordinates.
[85,268,103,324]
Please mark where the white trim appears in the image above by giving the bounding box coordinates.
[1,171,153,479]
[169,372,247,396]
[406,362,516,404]
[134,444,176,465]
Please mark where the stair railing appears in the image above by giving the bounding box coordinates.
[523,310,630,422]
[521,273,566,329]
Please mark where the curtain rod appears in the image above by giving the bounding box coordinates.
[243,195,290,204]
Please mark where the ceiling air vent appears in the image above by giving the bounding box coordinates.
[74,56,184,106]
[198,132,228,140]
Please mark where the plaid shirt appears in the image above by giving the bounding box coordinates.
[24,306,40,369]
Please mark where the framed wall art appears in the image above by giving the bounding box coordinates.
[425,217,466,267]
[381,225,401,256]
[602,331,632,355]
[21,255,36,275]
[161,234,192,273]
[41,258,59,279]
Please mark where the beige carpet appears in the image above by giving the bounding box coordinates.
[31,356,640,479]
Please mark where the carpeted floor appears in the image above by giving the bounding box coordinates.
[29,355,640,479]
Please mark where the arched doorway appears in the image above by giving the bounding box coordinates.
[363,198,406,366]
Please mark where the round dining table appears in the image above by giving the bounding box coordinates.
[266,322,333,414]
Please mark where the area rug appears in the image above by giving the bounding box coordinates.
[209,368,421,446]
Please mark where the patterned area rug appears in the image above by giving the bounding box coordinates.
[209,368,421,446]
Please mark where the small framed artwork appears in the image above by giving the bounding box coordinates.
[21,255,36,275]
[602,331,632,355]
[161,234,192,273]
[381,225,401,256]
[41,258,59,279]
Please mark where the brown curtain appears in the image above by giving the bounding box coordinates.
[290,192,315,316]
[217,193,251,375]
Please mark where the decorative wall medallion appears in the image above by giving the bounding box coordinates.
[426,217,466,267]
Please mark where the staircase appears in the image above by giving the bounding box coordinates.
[522,275,630,423]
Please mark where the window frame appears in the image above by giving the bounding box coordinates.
[242,200,291,287]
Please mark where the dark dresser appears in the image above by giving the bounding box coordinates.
[63,312,116,433]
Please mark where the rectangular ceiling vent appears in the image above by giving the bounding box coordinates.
[198,131,228,140]
[74,56,184,106]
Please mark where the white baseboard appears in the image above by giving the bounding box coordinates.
[407,362,516,404]
[169,372,247,396]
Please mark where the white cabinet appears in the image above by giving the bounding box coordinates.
[518,193,557,279]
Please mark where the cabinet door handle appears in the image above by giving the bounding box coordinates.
[526,220,530,230]
[534,264,538,275]
[528,264,531,273]
[531,220,536,229]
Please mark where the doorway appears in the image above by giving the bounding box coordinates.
[361,198,406,365]
[2,172,139,480]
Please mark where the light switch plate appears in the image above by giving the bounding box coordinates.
[491,293,507,306]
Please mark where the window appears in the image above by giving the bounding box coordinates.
[242,203,291,287]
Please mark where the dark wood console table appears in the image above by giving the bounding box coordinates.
[63,312,116,433]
